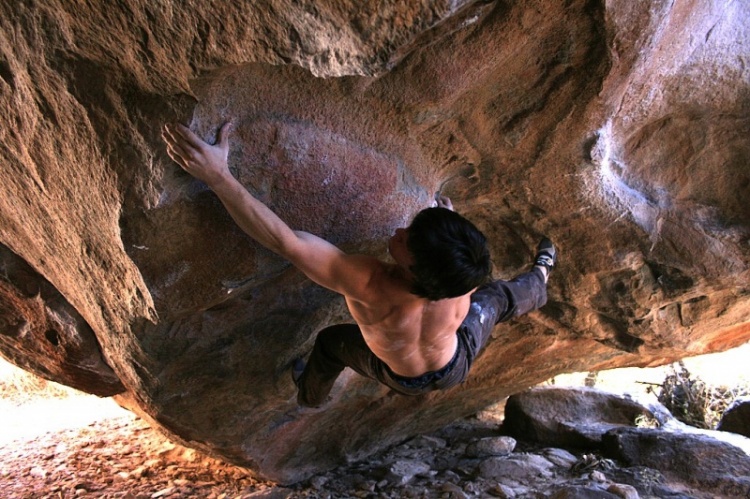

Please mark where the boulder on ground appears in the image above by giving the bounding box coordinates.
[502,386,664,448]
[602,427,750,497]
[717,396,750,438]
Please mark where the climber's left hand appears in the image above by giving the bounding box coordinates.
[162,122,233,186]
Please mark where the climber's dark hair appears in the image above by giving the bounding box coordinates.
[406,207,492,301]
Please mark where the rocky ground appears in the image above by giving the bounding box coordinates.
[0,412,275,499]
[0,403,716,499]
[3,357,744,499]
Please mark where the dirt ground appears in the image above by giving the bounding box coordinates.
[0,409,283,499]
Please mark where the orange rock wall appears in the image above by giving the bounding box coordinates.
[0,0,748,483]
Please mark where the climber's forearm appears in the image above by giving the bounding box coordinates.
[208,172,376,298]
[208,173,297,256]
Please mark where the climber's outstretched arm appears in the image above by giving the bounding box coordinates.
[162,123,377,299]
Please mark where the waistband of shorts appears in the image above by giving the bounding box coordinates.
[388,340,462,389]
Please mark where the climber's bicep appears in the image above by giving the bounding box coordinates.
[282,231,376,299]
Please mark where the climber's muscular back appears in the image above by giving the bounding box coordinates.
[343,259,471,378]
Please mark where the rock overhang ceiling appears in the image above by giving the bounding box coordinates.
[0,0,748,483]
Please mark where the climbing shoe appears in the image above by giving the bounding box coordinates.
[534,237,557,273]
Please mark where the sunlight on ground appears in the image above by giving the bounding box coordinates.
[0,396,130,445]
[0,361,129,446]
[1,342,749,446]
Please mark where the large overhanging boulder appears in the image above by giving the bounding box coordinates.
[0,0,748,484]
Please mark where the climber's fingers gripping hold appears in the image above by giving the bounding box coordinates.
[436,195,454,211]
[162,122,233,186]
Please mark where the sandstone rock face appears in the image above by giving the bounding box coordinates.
[0,0,749,483]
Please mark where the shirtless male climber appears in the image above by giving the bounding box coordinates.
[162,122,556,408]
